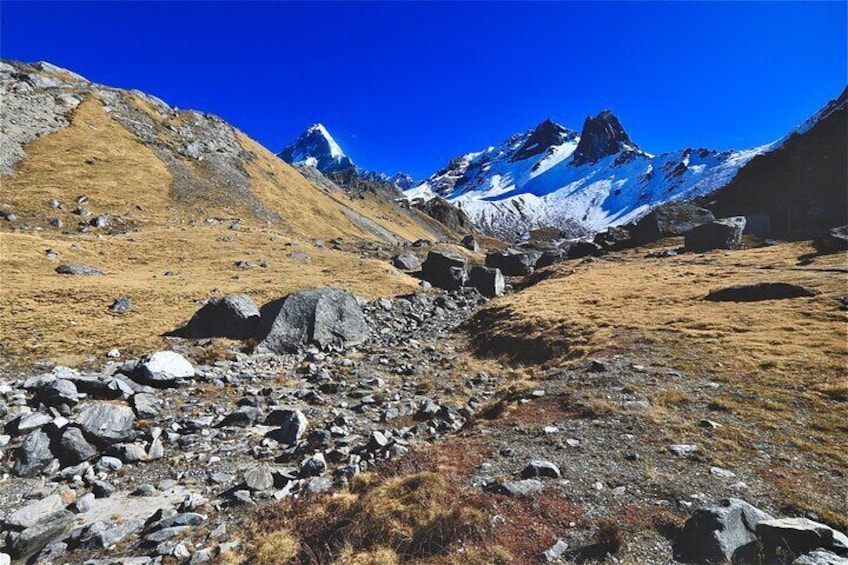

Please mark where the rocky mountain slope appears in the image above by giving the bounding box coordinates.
[701,87,848,235]
[405,94,844,239]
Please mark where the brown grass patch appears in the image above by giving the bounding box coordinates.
[760,466,848,531]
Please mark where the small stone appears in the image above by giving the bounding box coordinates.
[484,479,544,498]
[300,453,326,477]
[542,539,569,562]
[131,484,157,497]
[55,263,104,276]
[521,459,561,479]
[710,466,736,478]
[669,444,699,458]
[108,296,132,314]
[244,464,274,491]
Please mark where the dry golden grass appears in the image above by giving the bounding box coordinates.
[242,529,300,565]
[469,241,847,371]
[0,226,422,366]
[1,96,176,224]
[0,91,455,368]
[468,240,848,524]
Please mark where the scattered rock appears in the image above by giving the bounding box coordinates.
[57,426,98,464]
[55,264,104,276]
[6,494,65,528]
[627,201,716,246]
[75,402,136,444]
[566,241,602,259]
[485,249,539,276]
[264,409,308,444]
[12,429,55,477]
[108,296,132,314]
[244,464,274,491]
[669,444,699,458]
[521,459,561,479]
[757,518,848,557]
[541,539,570,562]
[484,479,544,497]
[468,266,505,298]
[8,510,75,560]
[460,234,480,252]
[421,251,468,290]
[676,498,773,563]
[392,253,420,270]
[134,351,195,386]
[684,217,746,252]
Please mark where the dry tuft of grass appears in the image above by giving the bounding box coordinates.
[243,529,300,565]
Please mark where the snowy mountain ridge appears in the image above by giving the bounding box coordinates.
[405,110,773,238]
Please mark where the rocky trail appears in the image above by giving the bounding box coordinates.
[0,279,508,564]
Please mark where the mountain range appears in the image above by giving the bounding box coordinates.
[280,92,847,239]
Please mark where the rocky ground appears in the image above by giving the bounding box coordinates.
[2,260,847,563]
[0,283,508,564]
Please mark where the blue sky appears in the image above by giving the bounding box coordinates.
[2,2,846,179]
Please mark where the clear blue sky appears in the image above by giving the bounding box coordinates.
[2,2,846,178]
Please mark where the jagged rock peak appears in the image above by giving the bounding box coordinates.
[512,118,577,162]
[278,123,355,173]
[572,110,638,166]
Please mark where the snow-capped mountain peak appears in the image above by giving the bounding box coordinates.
[572,110,641,165]
[278,123,355,173]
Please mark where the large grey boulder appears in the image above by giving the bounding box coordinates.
[55,264,104,276]
[485,249,540,276]
[75,402,136,444]
[813,225,848,254]
[676,498,773,563]
[12,429,55,477]
[684,217,746,252]
[133,351,195,386]
[392,253,421,271]
[57,426,98,464]
[756,518,848,557]
[7,510,75,560]
[566,241,602,259]
[258,288,369,353]
[6,494,65,529]
[183,294,260,340]
[627,201,716,246]
[421,251,468,290]
[468,266,505,298]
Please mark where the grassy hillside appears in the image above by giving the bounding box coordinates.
[0,68,462,367]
